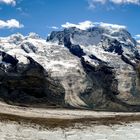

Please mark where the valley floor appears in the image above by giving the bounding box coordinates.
[0,120,140,140]
[1,102,140,139]
[1,102,140,121]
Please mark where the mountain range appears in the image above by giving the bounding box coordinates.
[0,26,140,111]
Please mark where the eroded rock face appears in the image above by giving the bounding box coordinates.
[0,26,140,111]
[0,51,65,107]
[47,27,140,111]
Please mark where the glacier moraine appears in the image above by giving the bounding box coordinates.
[0,121,140,140]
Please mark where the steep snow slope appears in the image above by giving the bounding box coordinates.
[0,26,140,111]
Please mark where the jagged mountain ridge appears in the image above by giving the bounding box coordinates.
[0,26,140,111]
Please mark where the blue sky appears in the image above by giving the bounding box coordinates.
[0,0,140,39]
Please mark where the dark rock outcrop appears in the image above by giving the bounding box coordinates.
[0,52,65,107]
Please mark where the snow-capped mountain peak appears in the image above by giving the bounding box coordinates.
[0,26,140,111]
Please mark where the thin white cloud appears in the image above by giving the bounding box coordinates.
[61,21,126,30]
[135,34,140,39]
[110,0,140,4]
[51,26,59,30]
[88,0,106,8]
[16,7,29,17]
[61,21,94,30]
[0,0,16,6]
[0,19,24,29]
[97,22,126,29]
[88,0,140,8]
[16,7,22,12]
[134,35,140,44]
[46,26,59,30]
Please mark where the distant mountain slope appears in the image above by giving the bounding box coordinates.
[0,27,140,111]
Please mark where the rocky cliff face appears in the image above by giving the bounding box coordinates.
[0,34,65,107]
[0,27,140,111]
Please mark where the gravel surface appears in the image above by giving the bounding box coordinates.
[0,102,140,140]
[0,102,140,120]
